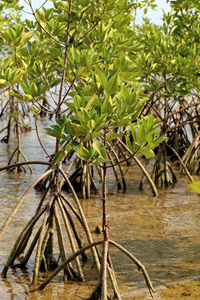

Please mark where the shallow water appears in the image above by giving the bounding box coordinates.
[0,118,200,299]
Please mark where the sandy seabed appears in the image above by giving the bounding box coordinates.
[156,280,200,300]
[125,279,200,299]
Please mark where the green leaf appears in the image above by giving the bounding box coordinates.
[151,136,167,148]
[88,119,96,132]
[66,121,75,135]
[0,79,8,88]
[45,124,62,138]
[138,147,155,158]
[36,9,44,22]
[72,123,88,136]
[89,158,111,166]
[1,55,14,68]
[30,83,38,96]
[136,124,146,144]
[106,131,120,141]
[18,31,32,48]
[35,95,47,101]
[111,118,131,129]
[85,96,97,111]
[23,94,33,102]
[11,90,33,102]
[82,132,103,142]
[12,70,25,85]
[105,72,119,95]
[94,113,108,131]
[5,69,12,81]
[64,101,76,113]
[51,144,71,167]
[101,95,113,115]
[89,146,99,159]
[73,94,82,109]
[119,0,127,10]
[70,141,90,161]
[125,135,133,153]
[14,35,23,48]
[76,66,86,76]
[95,68,107,88]
[1,31,12,43]
[31,107,40,116]
[92,141,107,160]
[7,28,16,40]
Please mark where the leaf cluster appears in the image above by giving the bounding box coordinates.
[45,69,164,166]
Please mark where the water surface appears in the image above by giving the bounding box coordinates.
[0,119,200,299]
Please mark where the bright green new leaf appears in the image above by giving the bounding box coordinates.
[5,69,12,81]
[11,91,33,101]
[0,79,8,88]
[14,35,23,48]
[88,119,96,132]
[4,90,10,97]
[23,94,33,102]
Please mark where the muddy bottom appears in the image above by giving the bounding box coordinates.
[0,169,200,299]
[127,278,200,299]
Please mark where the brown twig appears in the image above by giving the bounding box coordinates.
[0,161,51,172]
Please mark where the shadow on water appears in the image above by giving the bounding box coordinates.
[0,119,200,299]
